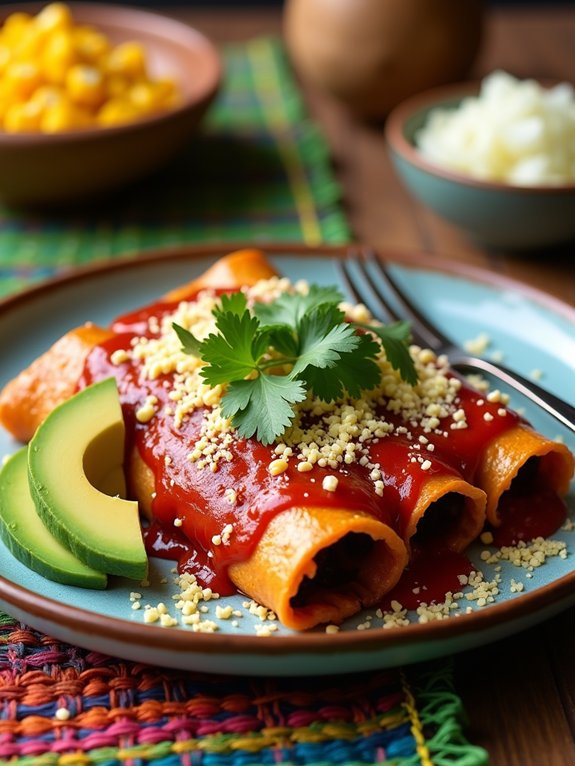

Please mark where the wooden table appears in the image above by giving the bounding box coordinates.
[177,6,575,764]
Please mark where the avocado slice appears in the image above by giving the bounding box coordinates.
[0,448,107,588]
[28,377,148,580]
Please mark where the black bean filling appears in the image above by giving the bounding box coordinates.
[412,493,466,547]
[290,533,373,608]
[506,456,539,496]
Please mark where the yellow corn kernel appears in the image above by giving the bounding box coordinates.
[97,97,139,128]
[41,98,92,132]
[29,84,64,111]
[106,42,147,81]
[0,44,11,76]
[72,25,110,64]
[3,100,42,132]
[106,74,130,99]
[2,61,42,101]
[40,29,77,85]
[0,80,16,112]
[153,78,177,103]
[128,82,160,114]
[11,26,44,61]
[129,79,177,113]
[34,3,73,35]
[0,13,33,47]
[65,64,105,108]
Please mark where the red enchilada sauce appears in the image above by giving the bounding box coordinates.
[79,293,569,604]
[381,550,474,611]
[81,303,392,594]
[491,481,567,547]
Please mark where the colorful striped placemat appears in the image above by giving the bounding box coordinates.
[0,615,488,766]
[0,36,488,766]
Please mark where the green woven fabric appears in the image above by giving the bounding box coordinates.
[0,37,350,297]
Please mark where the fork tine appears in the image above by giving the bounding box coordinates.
[340,251,444,351]
[363,250,450,352]
[338,257,397,326]
[339,251,575,435]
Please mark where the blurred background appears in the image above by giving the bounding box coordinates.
[0,0,573,5]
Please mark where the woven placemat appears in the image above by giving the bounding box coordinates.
[0,36,488,766]
[0,37,350,297]
[0,615,488,766]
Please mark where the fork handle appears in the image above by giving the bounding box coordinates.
[449,352,575,437]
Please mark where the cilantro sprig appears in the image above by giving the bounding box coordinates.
[173,286,417,445]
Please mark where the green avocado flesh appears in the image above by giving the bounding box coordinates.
[0,448,107,588]
[28,377,148,581]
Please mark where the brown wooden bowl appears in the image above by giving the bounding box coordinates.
[0,3,222,207]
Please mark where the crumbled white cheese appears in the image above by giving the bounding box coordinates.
[135,395,158,424]
[463,333,491,355]
[268,458,289,476]
[322,475,339,492]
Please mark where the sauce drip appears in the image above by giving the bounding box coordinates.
[380,549,473,611]
[490,486,567,547]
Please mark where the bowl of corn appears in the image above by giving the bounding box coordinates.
[0,2,221,206]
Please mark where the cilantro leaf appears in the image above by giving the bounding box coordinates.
[266,325,299,357]
[221,376,307,445]
[172,323,202,357]
[291,305,360,377]
[174,285,418,445]
[200,310,263,385]
[359,320,418,386]
[214,291,247,317]
[302,334,381,401]
[253,284,344,328]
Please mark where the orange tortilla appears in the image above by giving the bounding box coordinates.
[127,447,408,629]
[476,423,574,526]
[163,247,279,303]
[401,473,486,553]
[229,506,408,630]
[0,323,114,443]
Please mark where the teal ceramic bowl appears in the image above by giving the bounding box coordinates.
[385,81,575,251]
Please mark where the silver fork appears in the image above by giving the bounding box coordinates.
[338,250,575,436]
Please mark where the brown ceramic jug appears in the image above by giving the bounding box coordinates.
[283,0,484,119]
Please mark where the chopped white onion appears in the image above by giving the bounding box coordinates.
[415,71,575,186]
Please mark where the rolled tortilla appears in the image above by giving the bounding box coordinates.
[229,506,408,630]
[163,247,279,303]
[368,438,486,553]
[402,474,486,551]
[476,423,574,526]
[0,323,114,443]
[127,446,408,629]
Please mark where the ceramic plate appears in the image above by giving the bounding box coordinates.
[0,244,573,676]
